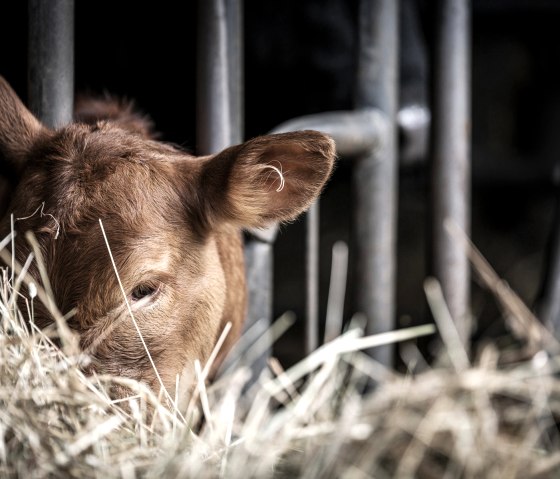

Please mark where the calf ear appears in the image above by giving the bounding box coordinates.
[0,76,45,171]
[199,130,336,228]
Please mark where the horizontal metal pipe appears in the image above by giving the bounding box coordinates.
[28,0,74,128]
[272,108,387,158]
[274,106,430,167]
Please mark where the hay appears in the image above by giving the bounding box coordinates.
[1,238,560,478]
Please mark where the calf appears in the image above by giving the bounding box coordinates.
[0,77,335,397]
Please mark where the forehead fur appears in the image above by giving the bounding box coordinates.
[21,122,195,236]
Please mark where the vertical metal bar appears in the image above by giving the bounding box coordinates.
[197,0,231,154]
[196,0,243,146]
[230,0,271,374]
[353,0,399,367]
[198,0,272,374]
[226,0,244,146]
[537,199,560,334]
[243,238,273,370]
[305,201,320,354]
[230,0,272,362]
[28,0,74,128]
[431,0,471,345]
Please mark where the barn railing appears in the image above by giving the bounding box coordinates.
[28,0,74,128]
[27,0,473,374]
[431,0,471,349]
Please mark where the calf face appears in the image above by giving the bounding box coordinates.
[0,77,335,396]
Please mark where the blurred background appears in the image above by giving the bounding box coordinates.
[2,0,559,367]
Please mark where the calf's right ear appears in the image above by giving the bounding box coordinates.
[198,130,336,229]
[0,76,45,171]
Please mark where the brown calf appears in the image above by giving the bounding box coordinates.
[0,76,335,398]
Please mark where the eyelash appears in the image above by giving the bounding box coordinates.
[130,282,162,304]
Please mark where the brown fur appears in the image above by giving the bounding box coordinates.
[0,76,335,398]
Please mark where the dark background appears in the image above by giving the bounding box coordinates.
[2,1,559,366]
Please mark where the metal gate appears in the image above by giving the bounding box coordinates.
[23,0,472,373]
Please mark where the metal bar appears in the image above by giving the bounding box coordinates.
[305,201,320,354]
[226,0,244,146]
[274,107,429,166]
[272,108,397,357]
[537,198,560,335]
[353,0,399,367]
[399,0,430,166]
[198,0,273,374]
[272,109,386,158]
[431,0,471,345]
[197,0,231,154]
[273,108,385,356]
[242,238,273,373]
[355,0,399,119]
[229,0,273,366]
[28,0,74,128]
[273,109,385,356]
[272,108,388,355]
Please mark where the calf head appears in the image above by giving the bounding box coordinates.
[0,77,335,397]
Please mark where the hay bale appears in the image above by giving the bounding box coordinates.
[1,257,560,478]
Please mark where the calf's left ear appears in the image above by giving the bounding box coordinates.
[0,76,46,170]
[199,130,336,228]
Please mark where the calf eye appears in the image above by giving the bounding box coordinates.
[130,283,159,302]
